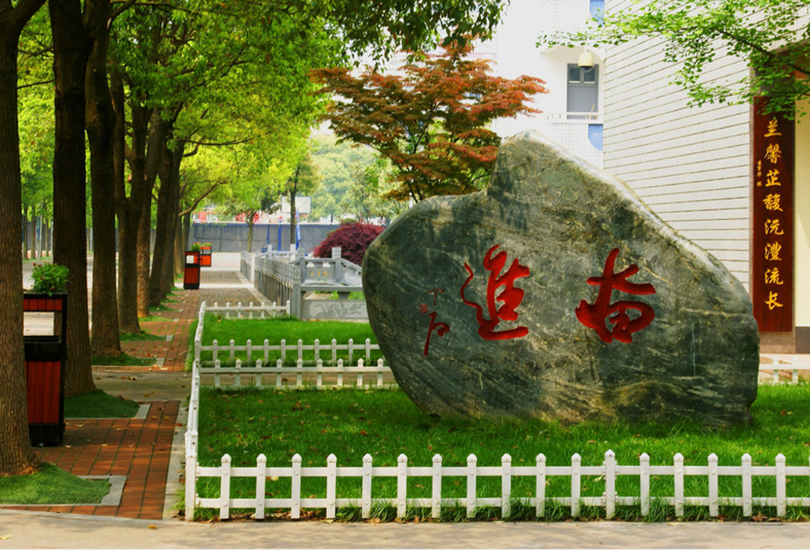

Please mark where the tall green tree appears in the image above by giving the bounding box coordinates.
[284,149,321,247]
[0,0,46,477]
[312,42,548,202]
[540,0,810,117]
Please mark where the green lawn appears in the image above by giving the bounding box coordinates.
[193,384,810,521]
[65,389,140,418]
[0,464,110,505]
[194,315,381,367]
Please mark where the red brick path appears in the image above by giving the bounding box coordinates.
[121,272,259,372]
[2,401,178,520]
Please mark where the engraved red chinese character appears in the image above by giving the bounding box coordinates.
[420,289,450,356]
[576,248,656,344]
[461,245,530,341]
[423,312,450,356]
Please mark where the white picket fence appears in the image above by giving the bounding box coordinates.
[184,359,810,522]
[759,355,810,384]
[194,301,383,368]
[205,358,391,389]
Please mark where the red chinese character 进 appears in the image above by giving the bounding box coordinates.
[461,245,530,341]
[576,248,656,344]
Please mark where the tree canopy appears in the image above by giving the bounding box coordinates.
[540,0,810,117]
[312,42,548,202]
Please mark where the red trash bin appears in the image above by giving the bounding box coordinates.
[199,245,212,267]
[23,293,67,447]
[184,251,201,290]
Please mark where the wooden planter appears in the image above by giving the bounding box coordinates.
[184,251,201,290]
[23,293,67,447]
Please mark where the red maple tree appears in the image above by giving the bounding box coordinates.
[311,42,547,202]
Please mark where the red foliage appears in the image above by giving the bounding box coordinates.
[311,42,548,202]
[313,223,385,266]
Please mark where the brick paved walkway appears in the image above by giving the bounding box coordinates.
[5,260,262,521]
[3,401,178,520]
[121,270,259,372]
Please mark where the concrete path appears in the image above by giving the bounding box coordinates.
[1,509,809,548]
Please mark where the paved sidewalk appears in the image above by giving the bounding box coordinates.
[2,509,810,549]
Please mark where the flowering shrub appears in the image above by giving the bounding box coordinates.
[31,263,70,295]
[313,223,384,266]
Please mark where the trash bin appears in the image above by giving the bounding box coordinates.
[199,245,212,267]
[184,251,201,290]
[23,293,67,447]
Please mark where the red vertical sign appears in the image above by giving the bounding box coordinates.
[752,96,794,332]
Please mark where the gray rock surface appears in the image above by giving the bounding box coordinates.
[363,131,758,427]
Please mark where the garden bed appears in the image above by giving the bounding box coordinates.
[186,383,810,522]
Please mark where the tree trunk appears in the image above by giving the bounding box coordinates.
[86,12,120,357]
[149,138,178,306]
[246,218,254,253]
[49,0,95,397]
[289,188,297,248]
[173,212,183,278]
[113,75,141,334]
[0,0,45,477]
[160,144,182,297]
[136,112,168,318]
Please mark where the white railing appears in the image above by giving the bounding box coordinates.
[186,441,809,521]
[205,358,391,389]
[194,301,382,367]
[759,356,810,385]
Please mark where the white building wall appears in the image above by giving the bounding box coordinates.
[604,0,751,287]
[486,0,605,167]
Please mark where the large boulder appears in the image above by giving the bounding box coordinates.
[363,131,758,427]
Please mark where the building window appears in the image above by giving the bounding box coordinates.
[590,0,605,24]
[567,63,599,119]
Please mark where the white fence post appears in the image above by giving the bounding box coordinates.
[708,453,719,517]
[256,454,266,520]
[604,450,616,519]
[467,454,477,519]
[326,454,337,519]
[432,454,442,519]
[571,453,581,518]
[776,454,787,517]
[501,454,512,519]
[639,453,650,518]
[185,431,197,522]
[536,453,546,518]
[397,454,408,518]
[674,453,685,517]
[362,454,373,519]
[220,454,231,520]
[291,454,302,519]
[742,453,752,517]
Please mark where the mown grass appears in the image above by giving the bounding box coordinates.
[194,314,381,367]
[193,383,810,521]
[65,389,140,418]
[0,464,110,505]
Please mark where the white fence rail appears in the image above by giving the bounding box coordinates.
[194,301,383,369]
[759,356,810,384]
[186,440,809,521]
[205,358,391,389]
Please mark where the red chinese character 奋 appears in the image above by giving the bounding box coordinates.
[576,248,656,344]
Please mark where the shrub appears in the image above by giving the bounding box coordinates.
[313,222,384,266]
[30,263,70,295]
